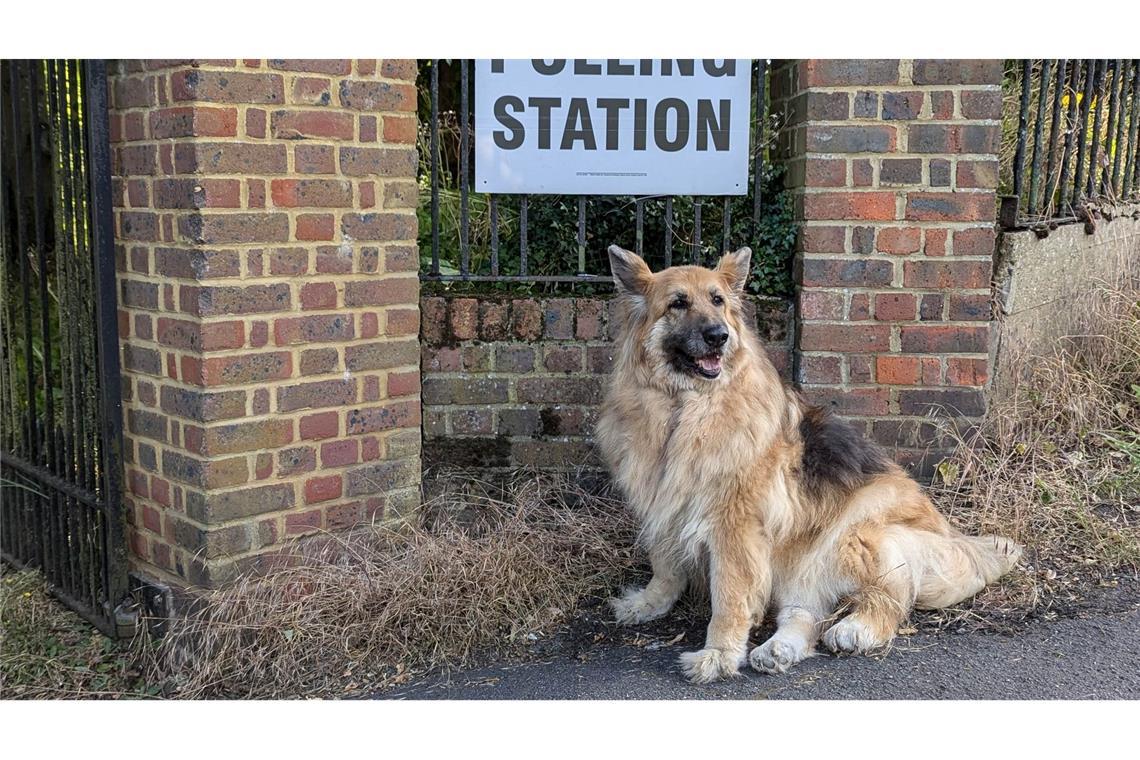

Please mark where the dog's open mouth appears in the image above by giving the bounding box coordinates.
[683,352,723,379]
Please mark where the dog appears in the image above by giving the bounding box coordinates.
[595,244,1021,683]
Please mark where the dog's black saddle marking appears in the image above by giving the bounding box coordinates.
[799,405,893,491]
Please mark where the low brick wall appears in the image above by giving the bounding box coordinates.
[420,293,794,474]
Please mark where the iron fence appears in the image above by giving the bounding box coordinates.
[420,59,775,285]
[1004,59,1140,229]
[1,59,131,637]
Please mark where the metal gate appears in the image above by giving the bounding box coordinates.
[1,59,131,637]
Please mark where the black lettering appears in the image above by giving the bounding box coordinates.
[490,59,504,73]
[639,59,654,75]
[661,60,695,76]
[528,97,561,149]
[654,98,689,152]
[696,99,730,151]
[532,60,566,75]
[607,59,635,75]
[573,59,602,75]
[634,99,647,151]
[596,98,630,150]
[702,60,736,77]
[493,96,525,149]
[560,98,597,150]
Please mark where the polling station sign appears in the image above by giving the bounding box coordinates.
[475,59,752,195]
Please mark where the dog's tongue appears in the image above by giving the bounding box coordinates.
[698,355,722,374]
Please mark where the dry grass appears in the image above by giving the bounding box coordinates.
[0,569,158,699]
[922,281,1140,631]
[134,473,639,699]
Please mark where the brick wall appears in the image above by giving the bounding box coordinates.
[772,60,1003,474]
[109,59,421,588]
[420,293,794,475]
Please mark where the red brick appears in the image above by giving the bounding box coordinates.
[344,277,418,307]
[956,160,1000,189]
[360,312,379,338]
[320,440,359,468]
[873,293,917,321]
[801,258,895,288]
[876,356,920,385]
[339,80,416,112]
[802,386,890,416]
[269,59,352,75]
[903,260,992,289]
[286,509,323,535]
[905,192,995,222]
[200,351,292,386]
[802,60,899,87]
[271,110,355,141]
[953,227,997,256]
[387,370,419,398]
[803,192,897,221]
[301,282,337,310]
[300,411,340,440]
[295,144,335,173]
[246,108,266,138]
[800,226,846,253]
[960,90,1003,120]
[271,179,352,207]
[924,229,948,256]
[799,324,890,352]
[798,355,842,384]
[900,325,989,353]
[149,106,238,138]
[382,115,417,144]
[274,314,354,345]
[387,308,418,336]
[805,125,895,153]
[875,227,921,254]
[799,292,846,323]
[848,293,871,321]
[804,158,846,187]
[292,77,332,106]
[450,298,478,340]
[912,60,1003,86]
[296,214,335,241]
[171,70,284,104]
[947,357,989,386]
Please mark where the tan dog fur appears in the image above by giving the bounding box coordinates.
[596,245,1021,683]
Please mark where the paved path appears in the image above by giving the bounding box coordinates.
[382,607,1140,700]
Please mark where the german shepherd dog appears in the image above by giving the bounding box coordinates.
[596,245,1021,683]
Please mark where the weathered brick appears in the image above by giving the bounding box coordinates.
[516,377,601,405]
[805,125,895,153]
[948,293,993,321]
[271,110,355,141]
[186,483,295,523]
[339,147,418,177]
[903,260,991,289]
[799,324,891,352]
[171,69,284,104]
[344,339,419,371]
[341,212,417,241]
[186,284,292,316]
[305,475,343,504]
[175,142,288,174]
[803,192,897,221]
[345,458,419,497]
[800,226,846,253]
[801,258,894,287]
[908,124,1000,154]
[876,356,919,385]
[197,419,294,456]
[912,60,1002,86]
[422,377,508,405]
[882,91,923,120]
[898,387,986,416]
[300,347,339,375]
[269,59,352,75]
[149,106,238,138]
[338,80,416,112]
[300,411,339,440]
[956,160,999,189]
[200,351,293,386]
[274,314,354,345]
[802,60,899,87]
[160,386,246,422]
[344,277,418,307]
[277,378,357,412]
[271,179,352,207]
[905,192,995,222]
[875,227,921,254]
[179,212,290,244]
[873,292,917,321]
[960,90,1003,120]
[154,247,241,279]
[900,325,989,353]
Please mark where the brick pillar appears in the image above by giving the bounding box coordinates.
[772,60,1002,475]
[108,59,422,588]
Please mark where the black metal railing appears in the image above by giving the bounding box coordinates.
[1004,59,1140,228]
[1,59,131,637]
[420,59,773,285]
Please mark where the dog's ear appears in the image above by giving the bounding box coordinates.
[608,244,653,296]
[716,247,752,293]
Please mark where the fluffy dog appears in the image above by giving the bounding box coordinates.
[595,244,1020,683]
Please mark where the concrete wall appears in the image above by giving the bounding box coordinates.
[992,204,1140,389]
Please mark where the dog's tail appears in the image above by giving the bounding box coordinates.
[914,532,1022,610]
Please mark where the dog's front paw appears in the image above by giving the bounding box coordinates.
[608,587,671,625]
[822,617,890,654]
[749,637,809,675]
[678,648,742,683]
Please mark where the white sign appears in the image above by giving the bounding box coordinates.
[475,59,752,196]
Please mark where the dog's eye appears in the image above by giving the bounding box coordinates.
[669,297,688,310]
[711,294,725,306]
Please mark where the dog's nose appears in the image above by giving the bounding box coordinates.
[703,324,728,349]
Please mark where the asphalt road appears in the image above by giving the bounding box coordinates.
[382,606,1140,700]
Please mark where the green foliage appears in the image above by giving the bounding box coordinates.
[415,60,797,297]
